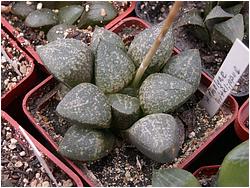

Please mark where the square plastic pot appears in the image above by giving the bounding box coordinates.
[193,165,220,186]
[234,98,249,141]
[1,29,37,109]
[22,72,238,186]
[1,110,83,187]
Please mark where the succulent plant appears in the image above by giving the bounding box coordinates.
[95,40,135,94]
[126,113,184,163]
[36,38,93,88]
[46,24,76,42]
[25,8,58,28]
[217,140,249,187]
[58,125,115,161]
[91,26,126,54]
[108,94,141,130]
[152,168,201,187]
[42,1,82,9]
[56,83,112,129]
[78,2,117,29]
[176,2,245,49]
[128,22,174,74]
[11,1,36,19]
[58,5,84,25]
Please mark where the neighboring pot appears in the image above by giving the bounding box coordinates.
[1,110,83,187]
[234,99,249,141]
[193,165,220,186]
[1,29,37,109]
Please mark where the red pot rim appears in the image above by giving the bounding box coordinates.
[105,2,136,30]
[234,99,249,141]
[1,110,83,187]
[193,165,221,177]
[1,29,36,109]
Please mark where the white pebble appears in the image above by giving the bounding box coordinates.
[15,161,23,168]
[37,2,43,10]
[23,178,29,184]
[188,131,196,138]
[42,181,50,187]
[19,151,26,157]
[35,173,40,179]
[10,138,17,144]
[63,179,73,187]
[8,144,16,150]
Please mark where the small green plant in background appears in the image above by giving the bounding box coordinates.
[176,1,247,49]
[152,140,249,187]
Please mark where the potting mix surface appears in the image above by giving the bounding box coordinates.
[26,82,232,186]
[1,33,32,95]
[1,119,75,187]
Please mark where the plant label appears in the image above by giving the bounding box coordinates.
[200,39,249,117]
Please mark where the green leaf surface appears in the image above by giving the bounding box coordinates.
[25,8,58,28]
[126,113,184,163]
[58,5,84,25]
[213,14,244,45]
[59,125,115,161]
[78,2,117,28]
[139,73,196,114]
[205,6,233,31]
[217,140,249,187]
[56,83,112,129]
[152,168,201,187]
[128,22,174,74]
[46,24,76,42]
[11,1,36,19]
[36,38,93,88]
[95,40,135,94]
[224,3,243,15]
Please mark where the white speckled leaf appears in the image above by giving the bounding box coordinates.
[139,73,195,114]
[162,49,201,89]
[47,24,76,42]
[78,2,117,29]
[91,26,126,54]
[127,113,183,163]
[152,168,201,187]
[95,40,135,94]
[36,38,93,88]
[58,5,84,25]
[56,83,112,129]
[128,22,174,74]
[11,1,36,19]
[59,125,115,161]
[25,8,58,28]
[108,94,141,130]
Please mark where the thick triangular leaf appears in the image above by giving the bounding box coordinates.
[78,2,117,28]
[11,1,36,19]
[56,83,112,129]
[217,1,242,8]
[59,125,115,161]
[224,3,243,15]
[217,140,249,187]
[126,113,184,163]
[47,24,76,42]
[108,94,141,130]
[175,10,210,43]
[25,8,58,28]
[95,40,135,93]
[152,168,201,187]
[204,1,218,18]
[205,6,233,31]
[139,73,195,114]
[91,26,126,54]
[36,38,93,88]
[162,49,201,89]
[213,14,244,46]
[128,22,174,74]
[58,5,84,25]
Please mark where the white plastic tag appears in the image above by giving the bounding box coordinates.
[200,39,249,117]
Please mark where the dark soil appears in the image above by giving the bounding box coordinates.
[116,24,145,48]
[1,119,75,187]
[196,172,218,187]
[1,32,32,95]
[231,66,249,95]
[26,83,233,186]
[136,1,174,24]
